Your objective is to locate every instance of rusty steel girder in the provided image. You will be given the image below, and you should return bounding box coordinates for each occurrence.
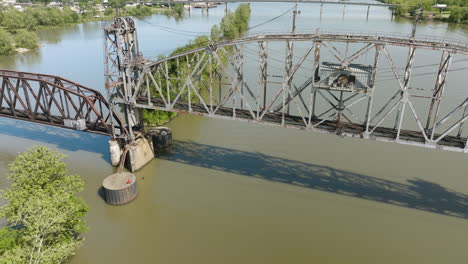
[108,32,468,153]
[0,70,126,137]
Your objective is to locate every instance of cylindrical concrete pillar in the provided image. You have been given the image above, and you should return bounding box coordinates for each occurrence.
[109,139,122,166]
[146,126,173,150]
[102,172,137,205]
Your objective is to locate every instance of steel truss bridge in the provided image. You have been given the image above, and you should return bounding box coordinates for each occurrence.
[1,16,467,154]
[0,70,126,136]
[105,17,468,153]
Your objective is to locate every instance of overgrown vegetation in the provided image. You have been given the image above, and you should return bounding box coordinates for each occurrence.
[142,4,252,126]
[0,146,88,263]
[0,7,82,54]
[0,29,15,55]
[382,0,468,23]
[14,29,40,50]
[124,5,155,17]
[0,2,177,55]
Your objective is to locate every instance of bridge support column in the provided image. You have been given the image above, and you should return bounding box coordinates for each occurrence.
[109,127,173,172]
[125,136,155,172]
[109,139,122,166]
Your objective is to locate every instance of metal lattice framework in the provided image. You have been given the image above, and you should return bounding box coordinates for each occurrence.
[104,17,145,141]
[104,17,468,152]
[0,70,126,136]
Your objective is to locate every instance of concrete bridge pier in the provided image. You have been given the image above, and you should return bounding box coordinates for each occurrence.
[109,128,173,172]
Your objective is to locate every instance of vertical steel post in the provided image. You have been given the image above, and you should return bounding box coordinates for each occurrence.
[411,6,422,38]
[320,3,323,20]
[239,46,244,110]
[209,54,213,114]
[395,46,415,140]
[286,6,298,115]
[165,62,171,107]
[292,3,298,34]
[283,40,293,126]
[311,41,321,119]
[186,55,192,112]
[364,45,382,136]
[427,51,452,140]
[258,41,268,118]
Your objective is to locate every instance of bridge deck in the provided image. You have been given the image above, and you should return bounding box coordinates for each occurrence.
[137,97,467,151]
[0,108,111,136]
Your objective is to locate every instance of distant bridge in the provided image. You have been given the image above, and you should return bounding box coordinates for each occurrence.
[141,0,398,7]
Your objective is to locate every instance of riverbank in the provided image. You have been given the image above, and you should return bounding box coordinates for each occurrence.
[0,5,178,55]
[379,0,468,24]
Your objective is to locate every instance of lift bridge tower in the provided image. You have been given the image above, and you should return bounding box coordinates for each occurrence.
[104,16,145,142]
[103,17,171,171]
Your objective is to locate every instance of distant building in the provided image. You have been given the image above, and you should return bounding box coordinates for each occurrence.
[433,4,448,9]
[13,4,23,11]
[2,0,17,6]
[47,1,63,7]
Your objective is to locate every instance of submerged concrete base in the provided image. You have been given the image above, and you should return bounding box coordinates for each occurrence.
[125,137,154,172]
[102,172,138,205]
[147,126,173,150]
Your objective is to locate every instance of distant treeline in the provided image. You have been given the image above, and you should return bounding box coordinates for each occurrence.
[382,0,468,23]
[142,4,252,126]
[0,3,165,55]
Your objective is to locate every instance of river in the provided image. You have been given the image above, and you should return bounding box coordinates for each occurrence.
[1,2,468,263]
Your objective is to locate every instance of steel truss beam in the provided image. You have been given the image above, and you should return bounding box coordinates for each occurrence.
[0,70,126,137]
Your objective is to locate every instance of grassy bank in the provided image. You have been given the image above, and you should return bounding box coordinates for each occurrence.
[142,4,252,126]
[381,0,468,24]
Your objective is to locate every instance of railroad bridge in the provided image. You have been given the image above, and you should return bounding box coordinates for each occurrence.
[1,16,468,171]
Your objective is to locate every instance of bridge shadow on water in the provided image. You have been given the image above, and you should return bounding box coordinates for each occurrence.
[0,118,110,161]
[159,141,468,220]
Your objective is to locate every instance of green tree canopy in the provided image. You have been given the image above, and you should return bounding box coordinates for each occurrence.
[0,146,88,264]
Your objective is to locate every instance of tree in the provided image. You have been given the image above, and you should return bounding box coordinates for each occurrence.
[448,6,465,22]
[0,147,88,264]
[14,29,40,50]
[0,29,15,55]
[108,0,127,9]
[172,3,184,16]
[210,24,222,41]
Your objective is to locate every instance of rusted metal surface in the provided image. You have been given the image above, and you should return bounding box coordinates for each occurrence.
[105,25,468,153]
[104,16,145,141]
[0,70,126,137]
